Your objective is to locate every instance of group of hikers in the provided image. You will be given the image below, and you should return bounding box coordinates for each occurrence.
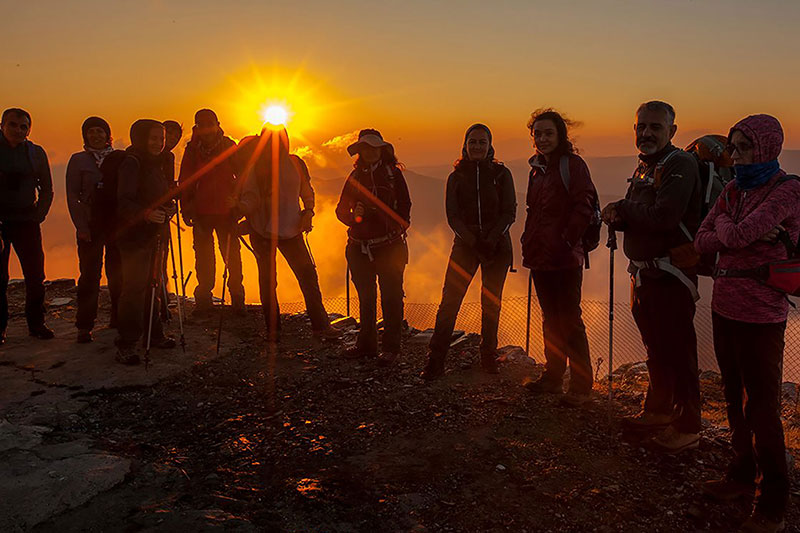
[0,100,796,531]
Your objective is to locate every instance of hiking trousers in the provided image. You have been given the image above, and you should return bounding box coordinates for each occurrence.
[712,312,788,521]
[532,267,593,394]
[76,229,122,331]
[249,232,330,334]
[116,236,164,347]
[192,214,244,308]
[631,272,702,434]
[429,239,511,358]
[0,220,46,332]
[346,239,407,355]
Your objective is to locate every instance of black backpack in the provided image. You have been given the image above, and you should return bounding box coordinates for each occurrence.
[92,150,130,229]
[558,155,602,268]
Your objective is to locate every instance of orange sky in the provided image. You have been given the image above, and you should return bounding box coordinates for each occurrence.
[4,0,800,167]
[4,0,800,306]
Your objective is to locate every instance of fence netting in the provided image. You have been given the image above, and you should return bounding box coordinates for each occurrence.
[279,295,800,385]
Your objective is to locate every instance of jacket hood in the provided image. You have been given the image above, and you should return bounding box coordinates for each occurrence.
[128,119,165,163]
[461,123,495,161]
[729,114,783,164]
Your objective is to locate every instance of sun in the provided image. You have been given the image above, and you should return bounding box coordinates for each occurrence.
[221,65,347,140]
[261,104,290,126]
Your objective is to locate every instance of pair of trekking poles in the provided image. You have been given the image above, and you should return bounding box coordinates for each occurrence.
[523,227,617,409]
[144,201,190,366]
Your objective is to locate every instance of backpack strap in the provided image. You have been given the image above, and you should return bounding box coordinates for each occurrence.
[559,155,571,191]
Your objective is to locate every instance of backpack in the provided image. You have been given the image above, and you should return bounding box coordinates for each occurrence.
[92,150,130,229]
[558,155,602,268]
[648,138,733,276]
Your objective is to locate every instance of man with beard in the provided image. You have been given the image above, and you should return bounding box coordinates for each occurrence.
[601,101,702,453]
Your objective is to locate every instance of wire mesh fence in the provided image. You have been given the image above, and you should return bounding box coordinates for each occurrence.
[280,294,800,385]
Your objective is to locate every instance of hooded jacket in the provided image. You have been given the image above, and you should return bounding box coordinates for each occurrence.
[446,124,516,256]
[521,152,595,270]
[0,133,53,223]
[695,114,800,323]
[178,126,238,217]
[237,129,315,239]
[115,120,172,243]
[612,144,701,267]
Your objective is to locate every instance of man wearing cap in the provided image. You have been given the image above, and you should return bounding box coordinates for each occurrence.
[66,116,122,342]
[0,108,55,343]
[336,129,411,366]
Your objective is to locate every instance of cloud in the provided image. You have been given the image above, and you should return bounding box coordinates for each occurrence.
[292,145,328,167]
[322,130,359,151]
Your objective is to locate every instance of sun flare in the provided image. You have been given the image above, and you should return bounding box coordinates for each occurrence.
[261,104,290,126]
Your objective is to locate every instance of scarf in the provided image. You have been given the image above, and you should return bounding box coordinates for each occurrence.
[86,146,114,167]
[734,160,780,191]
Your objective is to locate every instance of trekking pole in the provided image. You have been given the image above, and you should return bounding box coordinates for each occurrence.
[215,227,234,356]
[144,234,162,369]
[525,270,532,357]
[175,199,187,311]
[303,232,316,268]
[607,227,618,419]
[168,230,186,353]
[345,263,351,317]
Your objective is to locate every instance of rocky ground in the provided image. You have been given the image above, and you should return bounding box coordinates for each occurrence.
[0,280,798,532]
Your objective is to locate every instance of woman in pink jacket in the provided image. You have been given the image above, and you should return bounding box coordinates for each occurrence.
[695,114,800,533]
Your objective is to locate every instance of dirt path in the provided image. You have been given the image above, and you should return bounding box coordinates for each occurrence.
[1,282,798,531]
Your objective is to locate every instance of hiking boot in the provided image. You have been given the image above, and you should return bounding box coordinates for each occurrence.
[420,352,446,381]
[29,325,55,340]
[115,345,140,365]
[480,353,499,374]
[341,346,375,360]
[560,391,591,407]
[76,329,93,344]
[525,375,563,394]
[151,335,176,349]
[739,511,785,533]
[622,410,675,429]
[701,477,755,502]
[313,326,342,341]
[377,351,400,367]
[651,426,700,454]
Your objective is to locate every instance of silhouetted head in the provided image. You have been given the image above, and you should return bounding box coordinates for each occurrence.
[1,108,32,147]
[528,108,577,159]
[461,123,494,162]
[81,116,111,150]
[162,120,183,152]
[728,114,783,166]
[130,119,165,159]
[634,101,676,155]
[261,124,290,158]
[194,108,221,145]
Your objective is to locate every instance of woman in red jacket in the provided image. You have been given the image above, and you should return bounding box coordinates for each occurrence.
[695,114,800,532]
[521,109,597,407]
